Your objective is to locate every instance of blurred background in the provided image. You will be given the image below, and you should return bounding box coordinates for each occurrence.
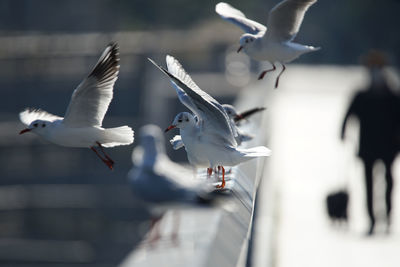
[0,0,399,266]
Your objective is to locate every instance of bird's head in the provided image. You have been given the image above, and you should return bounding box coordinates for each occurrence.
[238,34,255,53]
[19,120,51,135]
[165,112,195,132]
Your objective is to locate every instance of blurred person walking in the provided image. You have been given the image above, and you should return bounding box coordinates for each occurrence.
[341,50,400,235]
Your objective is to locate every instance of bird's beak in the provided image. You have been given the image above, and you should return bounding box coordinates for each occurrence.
[234,114,244,122]
[19,128,31,135]
[237,45,243,53]
[164,125,176,133]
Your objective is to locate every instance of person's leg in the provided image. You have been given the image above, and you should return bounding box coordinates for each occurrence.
[363,158,375,235]
[383,158,394,232]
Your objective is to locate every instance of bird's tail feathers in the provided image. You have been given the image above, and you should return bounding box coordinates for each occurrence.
[307,45,321,51]
[238,146,272,157]
[102,126,134,147]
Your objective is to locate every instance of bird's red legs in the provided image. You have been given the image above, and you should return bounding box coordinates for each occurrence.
[258,63,276,80]
[207,168,213,178]
[216,166,226,189]
[96,142,115,164]
[90,142,114,170]
[274,64,286,89]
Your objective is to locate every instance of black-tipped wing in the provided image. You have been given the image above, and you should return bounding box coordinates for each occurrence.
[19,108,62,126]
[148,56,237,147]
[234,107,266,123]
[216,2,266,35]
[266,0,317,41]
[63,43,120,127]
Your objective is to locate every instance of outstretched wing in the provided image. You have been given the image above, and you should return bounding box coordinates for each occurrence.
[216,2,267,35]
[148,56,237,147]
[266,0,317,41]
[62,43,120,127]
[19,108,62,126]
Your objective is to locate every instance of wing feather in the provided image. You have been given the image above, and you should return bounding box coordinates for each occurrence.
[216,2,267,35]
[62,42,120,127]
[266,0,317,41]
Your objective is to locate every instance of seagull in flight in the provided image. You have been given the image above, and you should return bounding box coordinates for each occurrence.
[216,0,320,88]
[148,55,271,188]
[19,43,134,170]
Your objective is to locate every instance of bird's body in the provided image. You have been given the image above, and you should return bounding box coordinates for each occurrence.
[31,121,132,148]
[19,43,134,169]
[245,39,318,63]
[178,118,263,168]
[170,104,265,149]
[149,55,271,188]
[216,0,320,87]
[128,125,214,206]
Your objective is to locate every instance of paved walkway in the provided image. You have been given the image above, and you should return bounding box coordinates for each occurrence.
[253,65,400,267]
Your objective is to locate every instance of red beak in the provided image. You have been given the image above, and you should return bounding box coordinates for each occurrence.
[164,125,176,133]
[234,114,244,122]
[19,128,31,135]
[237,45,243,53]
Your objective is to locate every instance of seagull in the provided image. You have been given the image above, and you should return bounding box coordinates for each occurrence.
[216,0,320,88]
[170,104,266,149]
[128,124,218,206]
[19,43,134,170]
[128,125,223,242]
[148,55,271,188]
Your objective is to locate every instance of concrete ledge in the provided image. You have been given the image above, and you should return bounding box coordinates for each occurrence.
[119,150,266,267]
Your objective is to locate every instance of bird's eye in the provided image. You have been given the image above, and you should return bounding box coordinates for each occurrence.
[33,123,38,127]
[245,39,249,43]
[178,119,182,123]
[186,119,189,122]
[42,124,46,128]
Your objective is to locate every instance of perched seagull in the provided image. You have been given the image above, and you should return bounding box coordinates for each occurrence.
[19,43,134,170]
[128,125,222,242]
[216,0,320,88]
[128,125,217,206]
[148,55,271,188]
[170,104,266,149]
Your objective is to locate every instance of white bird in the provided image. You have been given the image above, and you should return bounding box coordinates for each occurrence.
[128,125,217,206]
[170,104,266,149]
[128,125,223,242]
[216,0,320,88]
[148,55,271,188]
[19,43,134,170]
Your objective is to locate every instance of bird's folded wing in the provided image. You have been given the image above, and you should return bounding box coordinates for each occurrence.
[62,43,120,127]
[170,135,185,150]
[266,0,317,41]
[19,108,63,126]
[216,2,267,35]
